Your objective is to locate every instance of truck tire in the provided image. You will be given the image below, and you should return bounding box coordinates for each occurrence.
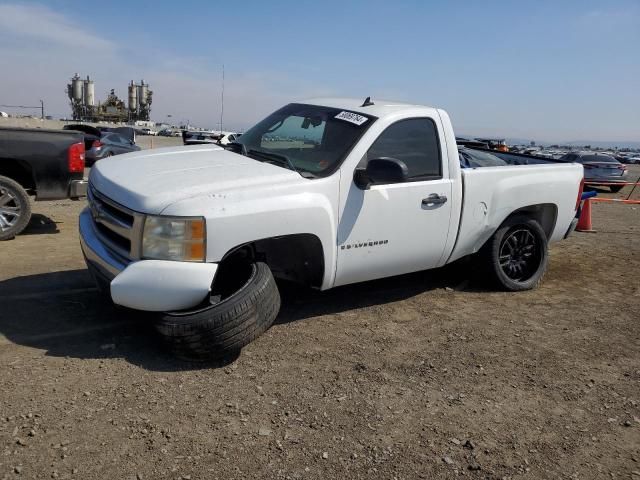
[0,175,32,241]
[483,216,548,291]
[155,262,281,361]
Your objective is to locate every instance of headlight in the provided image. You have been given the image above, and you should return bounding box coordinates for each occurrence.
[142,216,206,262]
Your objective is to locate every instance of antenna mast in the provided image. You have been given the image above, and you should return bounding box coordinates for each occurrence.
[220,64,225,133]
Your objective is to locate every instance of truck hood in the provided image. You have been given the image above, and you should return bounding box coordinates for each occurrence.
[89,145,300,214]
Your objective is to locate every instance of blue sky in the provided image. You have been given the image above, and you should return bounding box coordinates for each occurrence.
[0,1,638,143]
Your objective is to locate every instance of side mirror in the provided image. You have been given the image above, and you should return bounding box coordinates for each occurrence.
[354,157,409,190]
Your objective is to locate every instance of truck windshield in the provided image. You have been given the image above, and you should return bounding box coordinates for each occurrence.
[233,103,376,177]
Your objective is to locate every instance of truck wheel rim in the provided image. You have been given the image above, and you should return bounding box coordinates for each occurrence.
[0,187,21,232]
[498,228,540,282]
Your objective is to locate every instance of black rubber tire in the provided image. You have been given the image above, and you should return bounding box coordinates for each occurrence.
[610,185,623,193]
[482,216,548,291]
[0,175,32,241]
[155,262,281,361]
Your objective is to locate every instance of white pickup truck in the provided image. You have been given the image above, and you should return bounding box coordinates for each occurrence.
[80,98,584,360]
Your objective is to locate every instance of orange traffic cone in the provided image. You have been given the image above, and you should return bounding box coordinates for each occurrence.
[576,198,595,232]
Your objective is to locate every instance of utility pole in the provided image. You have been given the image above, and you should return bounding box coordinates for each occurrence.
[40,99,44,120]
[220,64,225,133]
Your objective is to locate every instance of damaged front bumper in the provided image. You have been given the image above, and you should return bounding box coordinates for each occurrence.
[79,208,217,311]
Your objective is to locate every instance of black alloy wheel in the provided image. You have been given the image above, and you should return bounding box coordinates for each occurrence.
[498,228,542,282]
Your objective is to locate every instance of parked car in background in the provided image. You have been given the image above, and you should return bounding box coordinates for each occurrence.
[622,155,640,165]
[86,132,141,165]
[183,131,223,145]
[475,137,509,152]
[139,128,157,136]
[157,129,181,137]
[459,147,508,168]
[558,152,628,192]
[218,132,241,145]
[183,131,241,146]
[63,125,140,166]
[456,137,490,149]
[0,126,87,239]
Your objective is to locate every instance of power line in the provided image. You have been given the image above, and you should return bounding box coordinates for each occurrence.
[1,100,45,119]
[0,104,40,109]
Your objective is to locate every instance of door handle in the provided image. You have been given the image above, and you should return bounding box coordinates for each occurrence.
[422,194,448,206]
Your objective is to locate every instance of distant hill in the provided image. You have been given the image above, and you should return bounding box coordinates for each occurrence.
[561,140,640,149]
[459,134,640,150]
[504,138,640,149]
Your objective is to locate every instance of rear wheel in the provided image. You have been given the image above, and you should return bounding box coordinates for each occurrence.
[610,185,623,193]
[483,216,548,291]
[155,261,281,361]
[0,175,31,241]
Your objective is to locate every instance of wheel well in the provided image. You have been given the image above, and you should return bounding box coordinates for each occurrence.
[503,204,557,239]
[217,234,325,289]
[0,159,35,191]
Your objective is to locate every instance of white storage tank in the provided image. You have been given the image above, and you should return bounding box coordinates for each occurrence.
[83,77,95,106]
[138,81,148,106]
[71,74,83,101]
[128,81,138,110]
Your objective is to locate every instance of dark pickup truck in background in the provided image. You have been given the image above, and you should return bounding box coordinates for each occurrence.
[0,127,87,240]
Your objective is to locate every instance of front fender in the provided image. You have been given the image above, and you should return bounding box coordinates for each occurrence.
[161,180,339,290]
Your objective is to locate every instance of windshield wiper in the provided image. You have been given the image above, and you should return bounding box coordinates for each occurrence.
[248,149,296,171]
[226,141,247,155]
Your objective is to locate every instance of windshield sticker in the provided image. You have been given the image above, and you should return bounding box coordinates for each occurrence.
[334,111,368,126]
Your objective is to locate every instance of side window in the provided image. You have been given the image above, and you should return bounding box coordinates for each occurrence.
[367,118,441,179]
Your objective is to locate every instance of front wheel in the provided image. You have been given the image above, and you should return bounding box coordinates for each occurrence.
[483,216,548,291]
[0,175,32,241]
[155,262,281,361]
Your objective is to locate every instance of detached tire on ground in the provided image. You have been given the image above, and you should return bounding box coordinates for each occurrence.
[0,175,31,241]
[482,215,548,291]
[155,262,281,361]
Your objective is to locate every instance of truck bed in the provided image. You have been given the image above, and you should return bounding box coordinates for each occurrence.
[448,161,584,263]
[0,127,85,200]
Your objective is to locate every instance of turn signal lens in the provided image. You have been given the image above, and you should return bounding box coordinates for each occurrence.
[142,216,206,262]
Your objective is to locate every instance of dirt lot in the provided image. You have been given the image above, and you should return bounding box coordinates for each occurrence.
[0,161,639,479]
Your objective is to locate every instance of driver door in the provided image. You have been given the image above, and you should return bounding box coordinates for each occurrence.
[334,117,453,286]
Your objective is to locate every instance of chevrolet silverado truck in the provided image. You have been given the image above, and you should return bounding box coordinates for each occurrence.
[80,98,584,360]
[0,127,87,240]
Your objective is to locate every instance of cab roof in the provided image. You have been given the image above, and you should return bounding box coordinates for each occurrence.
[300,97,437,118]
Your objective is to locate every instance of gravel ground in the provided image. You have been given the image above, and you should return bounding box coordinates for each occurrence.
[0,160,638,479]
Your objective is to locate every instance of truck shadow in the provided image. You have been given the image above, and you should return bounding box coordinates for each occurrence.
[21,213,59,235]
[0,269,202,372]
[0,262,489,371]
[276,258,491,324]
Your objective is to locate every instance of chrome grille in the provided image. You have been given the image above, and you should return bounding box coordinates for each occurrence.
[87,184,145,261]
